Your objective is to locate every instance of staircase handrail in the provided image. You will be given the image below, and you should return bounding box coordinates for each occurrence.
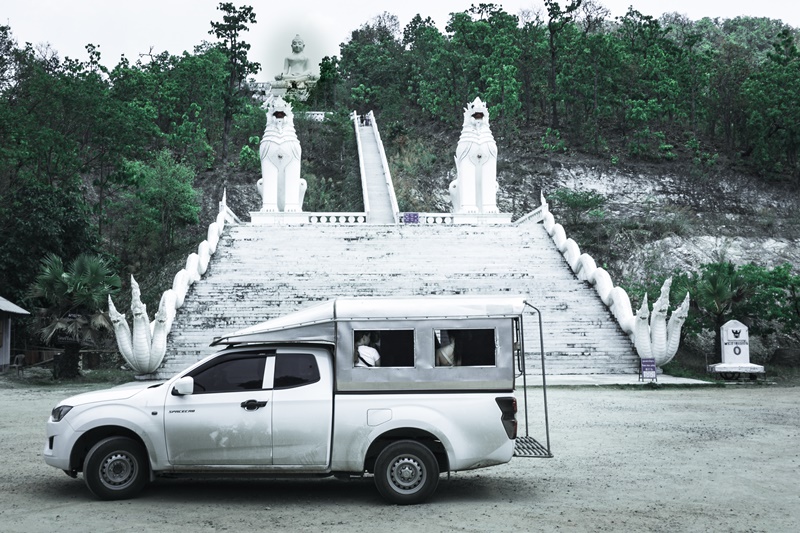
[522,193,688,367]
[538,192,636,336]
[514,205,546,225]
[398,213,454,225]
[366,110,400,223]
[219,188,242,225]
[307,213,368,224]
[351,111,371,218]
[109,191,239,376]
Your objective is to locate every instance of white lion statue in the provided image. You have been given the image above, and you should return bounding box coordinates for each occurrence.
[449,97,499,214]
[257,97,307,212]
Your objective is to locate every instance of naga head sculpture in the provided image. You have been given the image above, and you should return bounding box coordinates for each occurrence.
[463,97,490,131]
[673,292,690,321]
[636,294,650,321]
[130,275,147,317]
[107,296,125,326]
[154,297,169,324]
[651,277,672,319]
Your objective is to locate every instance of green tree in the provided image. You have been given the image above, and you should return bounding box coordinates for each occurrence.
[110,150,200,264]
[110,46,227,169]
[412,17,468,125]
[0,176,97,303]
[478,6,523,126]
[557,1,620,149]
[661,13,708,132]
[517,14,550,124]
[741,29,800,178]
[613,7,682,157]
[28,254,121,379]
[208,2,260,162]
[308,55,341,109]
[738,263,800,340]
[544,0,583,128]
[549,187,606,225]
[339,12,407,122]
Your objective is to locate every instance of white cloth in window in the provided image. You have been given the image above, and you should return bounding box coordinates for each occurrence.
[356,345,381,367]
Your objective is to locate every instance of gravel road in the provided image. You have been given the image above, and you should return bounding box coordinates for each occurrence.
[1,381,797,532]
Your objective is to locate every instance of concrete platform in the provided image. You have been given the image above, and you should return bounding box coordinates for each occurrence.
[520,374,714,387]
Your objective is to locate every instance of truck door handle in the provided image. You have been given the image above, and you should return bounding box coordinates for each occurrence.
[240,399,268,411]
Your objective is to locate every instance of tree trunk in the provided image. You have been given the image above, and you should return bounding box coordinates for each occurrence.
[53,345,81,379]
[548,30,559,129]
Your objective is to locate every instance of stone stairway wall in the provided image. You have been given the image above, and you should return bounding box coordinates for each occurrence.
[157,222,637,378]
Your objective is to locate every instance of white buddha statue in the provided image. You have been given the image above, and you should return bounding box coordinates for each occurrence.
[274,34,317,84]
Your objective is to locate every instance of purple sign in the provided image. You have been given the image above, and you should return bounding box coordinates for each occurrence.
[403,212,420,224]
[640,358,657,381]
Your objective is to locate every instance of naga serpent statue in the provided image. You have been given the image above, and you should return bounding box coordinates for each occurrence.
[633,278,691,366]
[541,196,691,367]
[107,192,230,375]
[108,277,172,375]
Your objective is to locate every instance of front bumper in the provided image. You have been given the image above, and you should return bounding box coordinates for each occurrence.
[43,419,80,471]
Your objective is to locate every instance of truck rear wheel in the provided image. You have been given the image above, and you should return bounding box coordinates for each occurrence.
[83,436,148,500]
[374,440,439,504]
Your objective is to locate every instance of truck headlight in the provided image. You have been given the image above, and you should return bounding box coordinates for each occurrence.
[51,405,73,422]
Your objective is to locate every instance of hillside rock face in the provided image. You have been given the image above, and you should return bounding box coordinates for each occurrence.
[623,236,800,279]
[157,221,638,378]
[534,163,800,274]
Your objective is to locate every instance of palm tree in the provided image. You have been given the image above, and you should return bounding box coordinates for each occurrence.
[28,254,121,378]
[694,262,754,361]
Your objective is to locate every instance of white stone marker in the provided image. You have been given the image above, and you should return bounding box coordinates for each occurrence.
[721,320,750,364]
[708,319,764,377]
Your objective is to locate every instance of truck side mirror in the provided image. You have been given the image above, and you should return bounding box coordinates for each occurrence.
[172,376,195,396]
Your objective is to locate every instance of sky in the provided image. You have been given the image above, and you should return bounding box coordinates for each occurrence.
[3,0,799,79]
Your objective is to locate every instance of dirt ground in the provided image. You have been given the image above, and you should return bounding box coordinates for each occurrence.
[0,377,798,533]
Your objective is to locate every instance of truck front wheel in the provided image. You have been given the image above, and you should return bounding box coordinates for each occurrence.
[374,440,439,504]
[83,437,148,500]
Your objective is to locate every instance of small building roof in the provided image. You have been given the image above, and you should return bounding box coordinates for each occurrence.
[0,296,29,316]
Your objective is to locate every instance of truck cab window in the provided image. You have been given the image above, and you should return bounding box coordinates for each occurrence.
[274,353,320,389]
[435,329,496,367]
[190,355,267,393]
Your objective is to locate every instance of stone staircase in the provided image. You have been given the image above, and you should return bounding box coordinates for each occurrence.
[157,221,637,378]
[357,124,396,224]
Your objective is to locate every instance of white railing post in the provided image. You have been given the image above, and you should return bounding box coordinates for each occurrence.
[351,111,371,219]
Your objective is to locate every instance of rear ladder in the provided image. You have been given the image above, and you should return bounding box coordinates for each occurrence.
[514,302,552,458]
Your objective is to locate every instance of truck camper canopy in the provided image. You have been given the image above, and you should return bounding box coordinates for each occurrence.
[210,295,527,347]
[211,299,336,346]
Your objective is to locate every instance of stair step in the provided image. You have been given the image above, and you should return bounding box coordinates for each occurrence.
[155,223,639,379]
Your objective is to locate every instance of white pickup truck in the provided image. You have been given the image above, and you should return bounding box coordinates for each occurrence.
[44,295,551,504]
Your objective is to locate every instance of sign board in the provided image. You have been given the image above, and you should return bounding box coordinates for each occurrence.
[640,358,657,381]
[721,320,750,364]
[403,212,420,224]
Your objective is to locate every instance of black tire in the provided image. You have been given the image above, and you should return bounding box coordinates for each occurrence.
[83,437,148,500]
[374,440,439,505]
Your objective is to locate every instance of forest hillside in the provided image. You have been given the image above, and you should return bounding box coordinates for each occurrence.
[2,2,799,371]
